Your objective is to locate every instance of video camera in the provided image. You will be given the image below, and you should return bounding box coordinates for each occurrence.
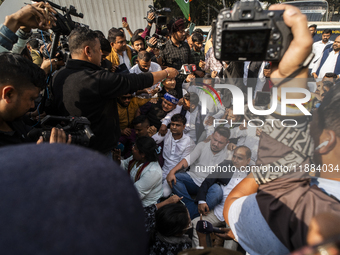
[146,5,171,26]
[146,33,167,50]
[35,0,84,58]
[28,115,95,147]
[214,0,292,61]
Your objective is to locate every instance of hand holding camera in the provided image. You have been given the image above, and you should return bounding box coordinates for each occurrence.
[4,2,57,33]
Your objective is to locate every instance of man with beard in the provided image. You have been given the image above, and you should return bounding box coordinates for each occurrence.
[312,35,340,79]
[310,29,333,72]
[160,18,193,98]
[130,51,162,98]
[130,51,162,74]
[166,126,233,219]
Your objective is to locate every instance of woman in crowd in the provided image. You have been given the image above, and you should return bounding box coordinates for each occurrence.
[114,136,163,207]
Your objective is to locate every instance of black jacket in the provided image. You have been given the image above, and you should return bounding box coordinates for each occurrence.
[51,59,154,153]
[195,160,234,202]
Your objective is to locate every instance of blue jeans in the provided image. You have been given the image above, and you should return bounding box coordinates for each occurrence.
[172,172,223,219]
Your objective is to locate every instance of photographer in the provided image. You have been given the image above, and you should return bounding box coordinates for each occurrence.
[222,4,340,255]
[50,26,178,155]
[0,2,56,53]
[160,18,193,98]
[0,52,70,147]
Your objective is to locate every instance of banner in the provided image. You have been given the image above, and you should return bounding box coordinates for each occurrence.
[175,0,191,20]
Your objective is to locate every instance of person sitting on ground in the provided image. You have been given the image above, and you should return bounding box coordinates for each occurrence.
[322,72,338,84]
[149,203,192,255]
[191,146,251,248]
[113,136,163,207]
[166,126,233,219]
[117,93,150,157]
[137,90,179,131]
[152,114,195,197]
[157,75,187,98]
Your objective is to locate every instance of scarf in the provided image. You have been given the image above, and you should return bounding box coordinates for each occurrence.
[127,159,150,182]
[106,46,132,66]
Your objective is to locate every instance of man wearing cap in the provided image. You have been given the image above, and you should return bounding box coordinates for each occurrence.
[138,90,179,131]
[160,18,193,98]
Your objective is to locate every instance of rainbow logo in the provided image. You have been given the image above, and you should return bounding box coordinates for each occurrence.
[195,83,223,107]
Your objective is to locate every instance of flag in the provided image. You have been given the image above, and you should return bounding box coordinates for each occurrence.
[175,0,191,20]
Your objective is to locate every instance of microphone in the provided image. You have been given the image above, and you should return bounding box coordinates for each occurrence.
[179,64,197,74]
[196,220,225,234]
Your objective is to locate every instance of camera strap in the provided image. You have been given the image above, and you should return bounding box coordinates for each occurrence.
[275,52,314,87]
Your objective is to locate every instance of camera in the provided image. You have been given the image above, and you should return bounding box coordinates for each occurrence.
[146,5,171,26]
[146,33,167,50]
[214,0,293,61]
[28,115,95,147]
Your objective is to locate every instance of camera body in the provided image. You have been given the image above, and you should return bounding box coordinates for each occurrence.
[146,5,171,26]
[214,0,292,61]
[146,33,167,50]
[29,115,95,147]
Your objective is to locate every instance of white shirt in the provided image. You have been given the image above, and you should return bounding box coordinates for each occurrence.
[121,156,163,207]
[118,51,132,70]
[152,130,195,179]
[129,61,162,74]
[310,40,333,69]
[214,169,248,221]
[130,62,162,96]
[229,126,259,165]
[312,50,340,78]
[185,141,233,186]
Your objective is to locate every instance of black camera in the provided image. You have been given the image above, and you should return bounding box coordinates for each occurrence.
[28,115,95,147]
[214,0,293,61]
[146,34,167,50]
[146,5,171,26]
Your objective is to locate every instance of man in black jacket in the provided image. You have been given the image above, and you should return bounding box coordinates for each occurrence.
[51,27,177,155]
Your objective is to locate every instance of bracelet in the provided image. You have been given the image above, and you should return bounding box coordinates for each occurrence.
[164,69,169,77]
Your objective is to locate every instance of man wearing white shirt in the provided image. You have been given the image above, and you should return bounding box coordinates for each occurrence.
[310,29,333,71]
[166,126,233,219]
[191,146,251,247]
[130,51,162,97]
[312,35,340,80]
[159,92,203,143]
[129,51,162,75]
[152,114,195,197]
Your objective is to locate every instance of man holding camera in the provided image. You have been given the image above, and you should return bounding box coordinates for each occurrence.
[160,18,193,98]
[0,2,72,147]
[51,27,178,155]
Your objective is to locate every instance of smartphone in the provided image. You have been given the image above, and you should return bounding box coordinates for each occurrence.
[122,17,127,23]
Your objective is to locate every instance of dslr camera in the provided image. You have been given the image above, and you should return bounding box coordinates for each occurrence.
[146,5,171,26]
[214,0,292,61]
[28,115,95,147]
[146,34,167,50]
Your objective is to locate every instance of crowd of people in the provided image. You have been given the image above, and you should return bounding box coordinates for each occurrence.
[0,1,340,254]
